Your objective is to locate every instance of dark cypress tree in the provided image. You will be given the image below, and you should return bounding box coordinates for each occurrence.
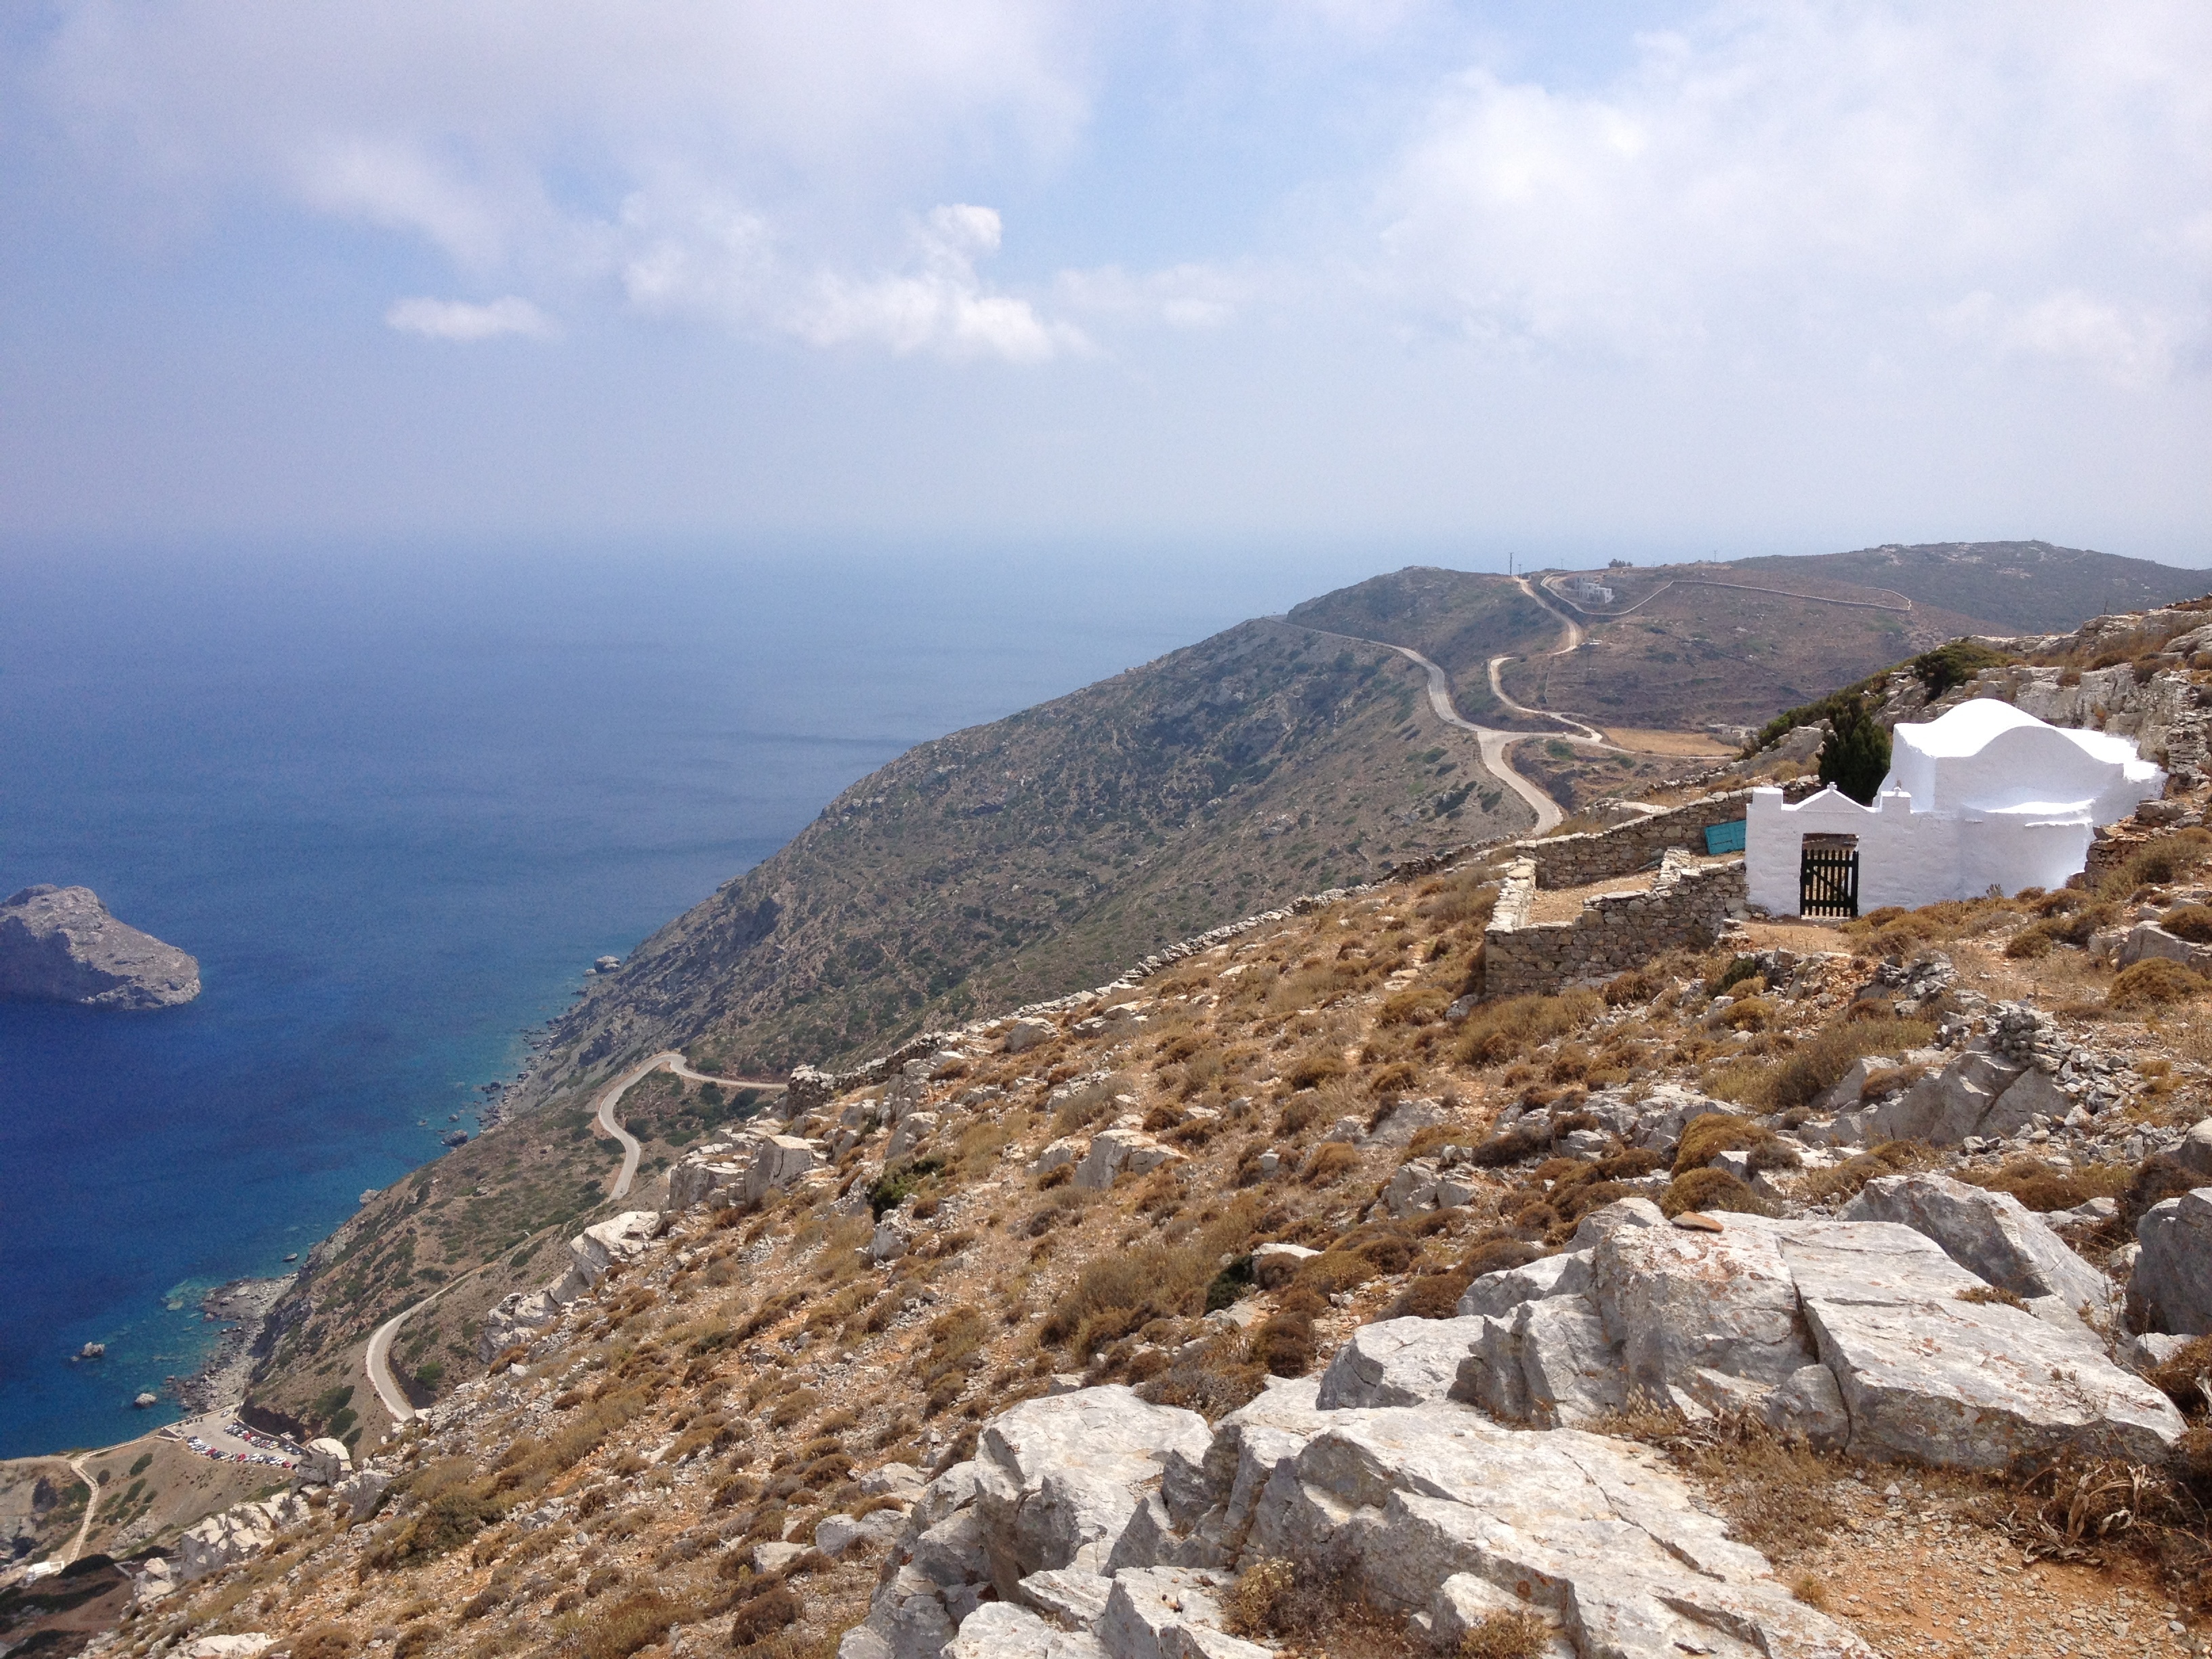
[1818,697,1892,805]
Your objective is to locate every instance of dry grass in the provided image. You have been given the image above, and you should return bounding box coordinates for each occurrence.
[2110,958,2209,1010]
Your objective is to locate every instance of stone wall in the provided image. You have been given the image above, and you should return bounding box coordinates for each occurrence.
[1517,790,1763,888]
[1483,849,1748,995]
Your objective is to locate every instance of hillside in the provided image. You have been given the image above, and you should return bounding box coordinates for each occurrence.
[506,619,1534,1104]
[51,765,2212,1659]
[1733,539,2210,632]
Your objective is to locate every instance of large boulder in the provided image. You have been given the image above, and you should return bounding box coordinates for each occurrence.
[1072,1131,1180,1193]
[842,1388,1211,1659]
[1843,1172,2114,1324]
[2133,1187,2212,1335]
[1592,1215,1818,1389]
[1212,1383,1871,1659]
[1778,1221,2184,1467]
[2173,1120,2212,1179]
[1314,1317,1481,1410]
[1860,1051,2060,1145]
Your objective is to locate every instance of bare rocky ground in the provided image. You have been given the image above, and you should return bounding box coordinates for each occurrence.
[36,790,2212,1659]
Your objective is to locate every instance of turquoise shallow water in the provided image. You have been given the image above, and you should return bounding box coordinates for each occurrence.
[0,541,1382,1457]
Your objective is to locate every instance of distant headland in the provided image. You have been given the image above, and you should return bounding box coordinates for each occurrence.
[0,884,201,1009]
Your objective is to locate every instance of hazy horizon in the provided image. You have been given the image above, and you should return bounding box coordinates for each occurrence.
[2,3,2207,560]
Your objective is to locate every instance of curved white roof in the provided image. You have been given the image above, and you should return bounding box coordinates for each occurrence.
[1884,697,2158,817]
[1897,697,2144,767]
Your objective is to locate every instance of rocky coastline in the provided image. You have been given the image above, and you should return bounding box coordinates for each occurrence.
[176,1277,294,1416]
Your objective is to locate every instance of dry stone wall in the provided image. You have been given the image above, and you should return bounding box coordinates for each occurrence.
[1483,849,1746,995]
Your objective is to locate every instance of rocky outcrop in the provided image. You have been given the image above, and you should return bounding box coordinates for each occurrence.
[666,1130,827,1210]
[176,1492,310,1582]
[1841,1172,2115,1326]
[2131,1186,2212,1336]
[0,885,200,1009]
[1376,1203,2179,1469]
[848,1380,1872,1659]
[477,1210,661,1361]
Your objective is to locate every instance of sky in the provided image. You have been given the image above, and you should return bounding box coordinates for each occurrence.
[2,1,2208,562]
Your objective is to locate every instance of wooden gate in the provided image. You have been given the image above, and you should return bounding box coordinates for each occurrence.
[1799,839,1860,918]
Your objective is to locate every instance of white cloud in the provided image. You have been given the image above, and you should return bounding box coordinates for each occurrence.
[1362,3,2212,382]
[1054,262,1254,330]
[385,295,556,342]
[35,0,1095,356]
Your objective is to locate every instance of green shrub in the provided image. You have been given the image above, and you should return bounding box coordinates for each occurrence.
[868,1157,944,1218]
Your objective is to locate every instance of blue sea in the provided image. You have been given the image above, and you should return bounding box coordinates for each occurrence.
[0,541,1389,1457]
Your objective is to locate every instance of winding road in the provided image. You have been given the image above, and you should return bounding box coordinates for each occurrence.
[59,1455,96,1565]
[1291,621,1593,834]
[363,1049,781,1425]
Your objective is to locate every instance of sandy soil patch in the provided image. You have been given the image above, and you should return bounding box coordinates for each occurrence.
[1602,726,1737,756]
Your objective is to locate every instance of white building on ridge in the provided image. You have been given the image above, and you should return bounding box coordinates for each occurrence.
[1746,698,2165,915]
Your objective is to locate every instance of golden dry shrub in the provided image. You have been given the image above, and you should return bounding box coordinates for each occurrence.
[292,1628,356,1659]
[1458,991,1601,1069]
[1671,1113,1773,1176]
[1757,1013,1937,1113]
[1226,1558,1299,1637]
[583,1591,686,1659]
[2164,905,2212,943]
[2110,958,2209,1010]
[1659,1167,1769,1218]
[1713,996,1775,1032]
[1300,1143,1360,1187]
[1458,1610,1548,1659]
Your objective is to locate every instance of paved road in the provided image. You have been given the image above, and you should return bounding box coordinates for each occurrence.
[1485,578,1620,749]
[60,1456,96,1565]
[363,1048,777,1424]
[1286,619,1584,834]
[363,1273,470,1424]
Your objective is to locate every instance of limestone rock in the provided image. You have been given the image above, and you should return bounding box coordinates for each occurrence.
[1843,1172,2114,1322]
[1004,1019,1058,1055]
[865,1462,928,1499]
[177,1492,310,1582]
[1779,1221,2184,1467]
[1315,1317,1481,1409]
[0,884,200,1008]
[1073,1130,1180,1192]
[888,1112,941,1162]
[1594,1215,1817,1389]
[2174,1119,2212,1179]
[1215,1388,1872,1659]
[298,1437,352,1487]
[976,1387,1214,1584]
[755,1540,808,1574]
[947,1602,1108,1659]
[2133,1187,2212,1335]
[1361,1097,1446,1147]
[1013,1568,1115,1631]
[1098,1567,1267,1659]
[819,1509,909,1555]
[179,1638,276,1659]
[1454,1250,1589,1319]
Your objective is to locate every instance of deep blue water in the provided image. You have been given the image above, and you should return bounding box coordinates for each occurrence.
[0,541,1390,1456]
